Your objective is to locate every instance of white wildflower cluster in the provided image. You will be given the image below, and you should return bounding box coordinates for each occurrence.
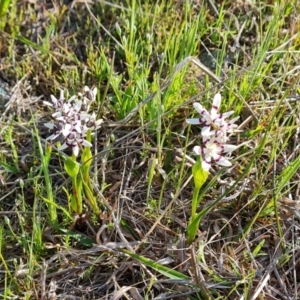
[186,93,240,171]
[44,86,103,156]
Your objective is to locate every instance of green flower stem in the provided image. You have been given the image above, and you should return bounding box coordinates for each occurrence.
[64,156,82,214]
[190,158,208,220]
[81,130,100,214]
[187,157,209,244]
[81,173,100,214]
[70,174,83,214]
[44,145,58,223]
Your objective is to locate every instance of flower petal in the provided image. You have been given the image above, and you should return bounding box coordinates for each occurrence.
[186,118,201,125]
[223,144,238,153]
[221,111,234,118]
[50,95,58,105]
[201,126,212,136]
[95,119,103,128]
[72,145,80,157]
[82,140,92,147]
[43,100,54,107]
[211,93,221,114]
[215,156,232,167]
[58,143,68,151]
[46,133,60,141]
[61,123,72,136]
[193,102,209,117]
[44,122,54,129]
[202,160,211,171]
[193,146,202,155]
[59,90,65,101]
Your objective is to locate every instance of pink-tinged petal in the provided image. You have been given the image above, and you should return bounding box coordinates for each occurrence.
[72,145,80,157]
[68,95,77,103]
[83,86,98,101]
[231,116,240,122]
[203,152,212,163]
[79,113,91,121]
[193,146,202,155]
[73,100,82,112]
[94,119,104,128]
[203,130,216,137]
[46,133,60,141]
[193,102,209,116]
[214,130,228,143]
[50,95,58,105]
[53,111,64,119]
[96,119,103,125]
[82,140,92,147]
[59,90,64,99]
[92,87,97,99]
[43,100,54,107]
[227,116,240,127]
[186,118,201,124]
[201,160,211,171]
[89,112,97,119]
[201,126,212,136]
[202,135,211,144]
[223,144,238,153]
[61,124,72,136]
[211,93,221,114]
[221,111,234,118]
[210,151,221,159]
[215,156,232,167]
[72,122,82,133]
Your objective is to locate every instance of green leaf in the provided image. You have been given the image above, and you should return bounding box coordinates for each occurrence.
[0,0,11,17]
[64,157,80,178]
[192,158,209,191]
[41,196,72,221]
[122,249,191,280]
[59,228,95,247]
[190,157,209,219]
[252,239,265,257]
[0,162,18,174]
[187,203,211,245]
[15,34,53,55]
[187,211,203,245]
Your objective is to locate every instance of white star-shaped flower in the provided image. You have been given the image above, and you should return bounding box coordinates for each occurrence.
[193,134,238,171]
[44,86,102,156]
[186,93,239,138]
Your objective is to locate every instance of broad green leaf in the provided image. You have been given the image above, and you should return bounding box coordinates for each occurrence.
[192,159,209,191]
[64,158,80,178]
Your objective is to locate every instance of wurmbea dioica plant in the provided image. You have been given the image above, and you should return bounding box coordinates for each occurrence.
[186,93,240,244]
[44,86,103,215]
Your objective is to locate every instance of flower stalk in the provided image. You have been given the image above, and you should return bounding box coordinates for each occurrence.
[44,86,103,215]
[186,92,241,244]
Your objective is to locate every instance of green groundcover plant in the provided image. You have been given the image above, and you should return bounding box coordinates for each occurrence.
[1,0,299,298]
